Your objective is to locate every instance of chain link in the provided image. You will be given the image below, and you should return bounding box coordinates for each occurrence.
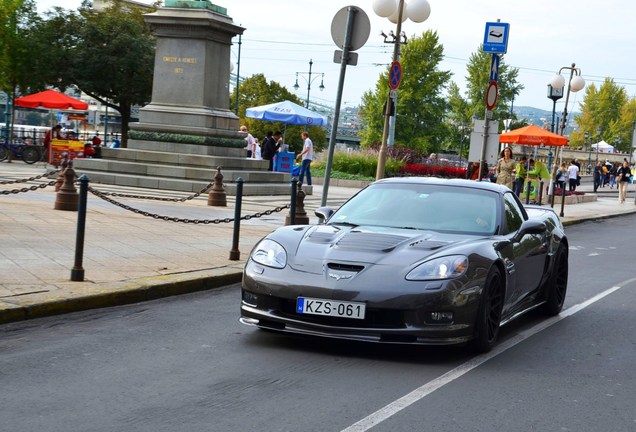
[88,186,290,224]
[0,169,60,185]
[91,181,214,202]
[1,180,57,194]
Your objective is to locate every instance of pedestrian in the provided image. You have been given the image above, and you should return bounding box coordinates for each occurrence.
[495,147,515,189]
[296,131,313,186]
[240,125,255,158]
[593,161,603,192]
[262,131,281,171]
[43,125,64,152]
[555,162,567,190]
[514,155,528,197]
[609,162,618,189]
[617,160,631,203]
[253,138,262,160]
[567,160,579,191]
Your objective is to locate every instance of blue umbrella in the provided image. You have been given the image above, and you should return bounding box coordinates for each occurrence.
[245,100,327,126]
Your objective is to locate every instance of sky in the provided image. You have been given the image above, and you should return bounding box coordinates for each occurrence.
[36,0,636,115]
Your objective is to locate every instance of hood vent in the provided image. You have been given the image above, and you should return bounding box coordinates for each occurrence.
[335,231,409,252]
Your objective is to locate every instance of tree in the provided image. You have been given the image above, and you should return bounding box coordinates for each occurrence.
[39,3,156,147]
[573,78,629,150]
[359,30,451,155]
[462,47,523,125]
[232,74,326,154]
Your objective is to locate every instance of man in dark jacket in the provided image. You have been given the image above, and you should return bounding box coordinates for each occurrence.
[262,131,281,171]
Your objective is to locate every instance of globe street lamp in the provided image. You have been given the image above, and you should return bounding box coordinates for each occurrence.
[373,0,431,180]
[293,59,325,109]
[546,84,564,170]
[547,63,585,201]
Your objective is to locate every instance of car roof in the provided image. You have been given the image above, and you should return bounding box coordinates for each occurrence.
[372,177,508,194]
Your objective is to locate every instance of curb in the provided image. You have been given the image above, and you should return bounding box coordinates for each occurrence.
[0,267,243,325]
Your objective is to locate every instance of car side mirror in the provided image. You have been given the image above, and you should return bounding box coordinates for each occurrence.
[512,219,546,242]
[314,207,334,224]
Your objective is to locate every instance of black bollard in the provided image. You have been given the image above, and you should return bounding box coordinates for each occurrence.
[525,179,531,204]
[559,184,566,217]
[537,181,544,206]
[70,175,89,281]
[288,178,298,226]
[229,178,243,261]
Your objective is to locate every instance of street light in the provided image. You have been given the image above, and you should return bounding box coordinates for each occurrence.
[547,84,563,170]
[596,126,602,164]
[586,131,592,173]
[293,59,325,109]
[373,0,431,180]
[547,63,585,201]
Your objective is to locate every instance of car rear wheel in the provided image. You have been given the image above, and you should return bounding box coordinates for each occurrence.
[541,243,568,316]
[471,266,504,353]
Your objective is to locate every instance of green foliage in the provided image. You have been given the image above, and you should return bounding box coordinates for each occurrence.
[573,78,630,150]
[128,130,244,148]
[231,74,326,154]
[358,30,451,154]
[313,149,404,177]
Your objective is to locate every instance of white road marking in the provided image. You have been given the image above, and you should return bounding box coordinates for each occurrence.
[341,281,631,432]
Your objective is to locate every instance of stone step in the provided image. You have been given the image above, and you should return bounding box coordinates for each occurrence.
[77,170,312,196]
[75,157,288,184]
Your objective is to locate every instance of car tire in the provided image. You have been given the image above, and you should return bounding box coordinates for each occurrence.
[541,243,568,316]
[470,266,504,353]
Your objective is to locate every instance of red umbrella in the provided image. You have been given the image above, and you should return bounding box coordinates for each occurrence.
[14,89,88,110]
[499,124,568,146]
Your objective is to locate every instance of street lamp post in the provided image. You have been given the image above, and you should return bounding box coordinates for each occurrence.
[596,126,602,164]
[547,84,564,170]
[586,131,592,172]
[547,63,585,202]
[294,59,325,109]
[373,0,431,180]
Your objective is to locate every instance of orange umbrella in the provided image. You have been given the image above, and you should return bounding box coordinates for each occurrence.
[14,89,88,110]
[499,124,568,146]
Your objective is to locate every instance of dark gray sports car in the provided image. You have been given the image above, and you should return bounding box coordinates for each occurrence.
[240,177,568,352]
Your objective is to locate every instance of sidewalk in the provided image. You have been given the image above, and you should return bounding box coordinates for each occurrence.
[2,163,636,324]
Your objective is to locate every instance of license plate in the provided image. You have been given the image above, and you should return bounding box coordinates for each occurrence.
[296,297,366,320]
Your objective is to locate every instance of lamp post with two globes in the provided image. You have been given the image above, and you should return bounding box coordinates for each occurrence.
[547,63,585,204]
[372,0,431,180]
[293,59,325,109]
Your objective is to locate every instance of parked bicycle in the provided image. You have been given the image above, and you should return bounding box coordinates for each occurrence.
[0,140,42,164]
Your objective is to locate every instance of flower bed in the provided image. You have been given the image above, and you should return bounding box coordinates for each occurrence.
[399,163,467,178]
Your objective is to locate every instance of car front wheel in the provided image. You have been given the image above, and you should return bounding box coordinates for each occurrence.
[541,243,568,316]
[471,266,504,353]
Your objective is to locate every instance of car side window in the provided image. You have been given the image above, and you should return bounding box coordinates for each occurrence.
[502,192,524,234]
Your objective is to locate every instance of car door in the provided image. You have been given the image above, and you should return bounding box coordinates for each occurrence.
[500,192,546,313]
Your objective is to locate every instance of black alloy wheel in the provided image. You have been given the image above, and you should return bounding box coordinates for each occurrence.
[542,243,568,316]
[471,266,504,353]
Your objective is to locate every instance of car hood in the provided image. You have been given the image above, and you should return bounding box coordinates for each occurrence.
[268,224,481,275]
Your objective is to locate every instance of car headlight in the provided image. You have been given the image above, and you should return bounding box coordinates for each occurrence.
[406,255,468,281]
[250,239,287,269]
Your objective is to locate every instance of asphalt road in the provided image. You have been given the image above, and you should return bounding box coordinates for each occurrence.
[1,216,635,432]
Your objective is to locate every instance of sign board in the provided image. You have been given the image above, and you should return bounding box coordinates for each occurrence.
[468,120,500,166]
[486,81,498,110]
[482,22,510,54]
[331,6,371,51]
[489,54,500,82]
[389,61,402,90]
[49,139,85,166]
[333,50,358,66]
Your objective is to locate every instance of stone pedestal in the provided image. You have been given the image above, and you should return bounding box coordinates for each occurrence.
[129,4,244,142]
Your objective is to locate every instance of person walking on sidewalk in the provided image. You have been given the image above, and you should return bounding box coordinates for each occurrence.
[296,131,313,186]
[593,161,603,192]
[617,160,631,203]
[567,160,579,192]
[514,155,527,197]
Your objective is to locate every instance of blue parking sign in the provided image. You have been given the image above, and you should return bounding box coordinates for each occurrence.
[482,22,510,54]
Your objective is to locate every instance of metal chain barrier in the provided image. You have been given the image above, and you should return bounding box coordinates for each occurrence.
[87,186,290,224]
[90,181,215,202]
[1,180,57,195]
[0,169,60,185]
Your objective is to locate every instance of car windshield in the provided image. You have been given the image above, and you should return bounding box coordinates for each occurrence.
[328,182,499,235]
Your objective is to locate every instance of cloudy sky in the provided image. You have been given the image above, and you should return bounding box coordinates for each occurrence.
[37,0,636,115]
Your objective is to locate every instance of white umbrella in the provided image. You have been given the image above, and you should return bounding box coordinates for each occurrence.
[245,100,327,126]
